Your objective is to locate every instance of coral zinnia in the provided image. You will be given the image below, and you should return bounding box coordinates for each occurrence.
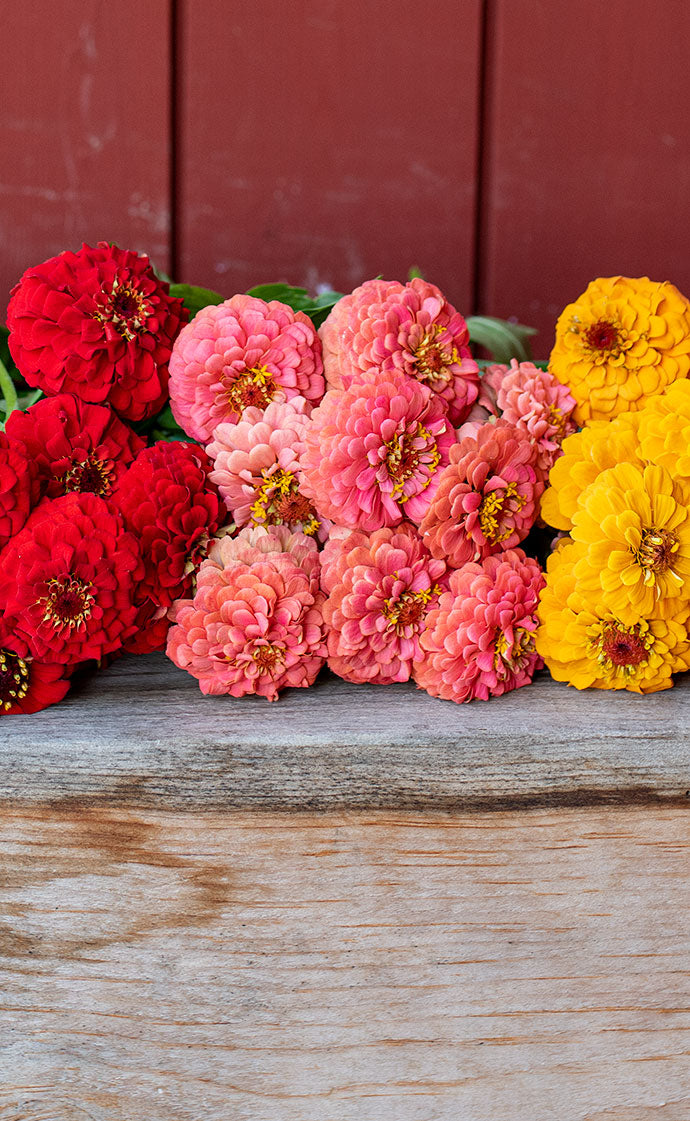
[206,396,326,540]
[0,432,37,549]
[0,492,142,665]
[300,372,455,531]
[0,613,71,714]
[549,276,690,424]
[168,294,324,442]
[494,360,577,481]
[540,412,643,532]
[414,548,544,703]
[420,420,540,568]
[111,441,228,610]
[166,526,326,701]
[5,393,144,503]
[319,277,479,424]
[570,462,690,622]
[6,242,187,422]
[536,540,690,693]
[321,523,448,684]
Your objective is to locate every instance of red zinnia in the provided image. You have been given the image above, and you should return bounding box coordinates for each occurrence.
[0,493,143,665]
[0,614,71,714]
[0,432,37,548]
[6,241,187,421]
[5,393,144,502]
[111,441,229,609]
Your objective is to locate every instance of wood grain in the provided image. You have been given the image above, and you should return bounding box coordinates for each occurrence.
[1,806,690,1119]
[2,653,690,811]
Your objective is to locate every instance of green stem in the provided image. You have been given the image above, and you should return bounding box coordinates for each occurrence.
[0,357,18,425]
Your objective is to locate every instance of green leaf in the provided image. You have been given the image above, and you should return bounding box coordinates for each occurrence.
[0,354,19,427]
[247,283,344,328]
[407,266,424,280]
[466,315,537,363]
[169,283,225,319]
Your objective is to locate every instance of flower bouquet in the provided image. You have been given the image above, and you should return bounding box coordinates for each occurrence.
[1,241,687,715]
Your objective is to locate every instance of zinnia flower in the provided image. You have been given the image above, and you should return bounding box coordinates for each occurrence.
[6,242,187,421]
[420,420,540,567]
[206,397,326,539]
[168,294,324,442]
[111,441,228,609]
[548,276,690,424]
[540,411,643,532]
[166,526,326,701]
[414,548,544,703]
[536,540,690,693]
[0,613,71,714]
[5,393,144,502]
[300,372,455,531]
[494,360,577,480]
[0,432,37,548]
[319,277,479,424]
[570,462,690,622]
[0,492,143,665]
[637,377,690,479]
[321,523,448,684]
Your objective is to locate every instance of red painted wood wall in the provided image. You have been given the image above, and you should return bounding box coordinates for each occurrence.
[3,2,690,355]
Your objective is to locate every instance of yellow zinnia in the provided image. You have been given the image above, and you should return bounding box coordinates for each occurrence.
[536,541,690,693]
[549,276,690,425]
[570,462,690,622]
[540,410,643,531]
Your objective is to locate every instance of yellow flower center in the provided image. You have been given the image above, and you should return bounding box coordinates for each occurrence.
[252,643,284,673]
[588,619,652,677]
[40,575,94,630]
[0,648,30,711]
[478,483,525,544]
[226,364,276,414]
[570,316,634,364]
[250,467,320,535]
[494,627,535,671]
[384,424,440,502]
[383,585,441,633]
[633,527,680,585]
[413,326,459,389]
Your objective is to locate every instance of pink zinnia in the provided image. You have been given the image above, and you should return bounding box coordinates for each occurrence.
[318,277,479,424]
[322,523,448,684]
[420,420,541,567]
[168,294,325,442]
[495,360,577,480]
[166,526,326,701]
[207,396,327,540]
[300,372,456,531]
[414,548,545,703]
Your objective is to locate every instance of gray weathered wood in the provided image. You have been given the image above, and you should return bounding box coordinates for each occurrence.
[2,653,689,810]
[2,806,690,1121]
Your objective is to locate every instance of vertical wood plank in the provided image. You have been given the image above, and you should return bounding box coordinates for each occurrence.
[0,1,172,319]
[479,0,690,352]
[177,0,482,313]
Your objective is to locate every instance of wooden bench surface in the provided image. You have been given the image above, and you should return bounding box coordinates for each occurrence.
[2,655,690,1120]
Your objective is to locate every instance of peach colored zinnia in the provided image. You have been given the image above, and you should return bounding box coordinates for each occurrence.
[206,396,327,540]
[319,277,479,424]
[414,548,545,703]
[494,360,577,480]
[321,523,448,685]
[300,372,455,531]
[420,420,541,568]
[169,294,324,443]
[166,526,326,701]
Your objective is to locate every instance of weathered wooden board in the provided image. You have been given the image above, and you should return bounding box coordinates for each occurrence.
[2,806,690,1120]
[1,653,690,811]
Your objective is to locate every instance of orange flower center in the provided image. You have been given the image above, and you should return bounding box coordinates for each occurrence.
[94,279,150,341]
[0,648,30,711]
[634,527,678,580]
[383,585,440,633]
[252,643,284,673]
[413,326,459,389]
[599,622,650,668]
[251,467,320,535]
[384,424,440,502]
[61,453,114,497]
[226,365,276,415]
[41,575,94,630]
[478,483,525,544]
